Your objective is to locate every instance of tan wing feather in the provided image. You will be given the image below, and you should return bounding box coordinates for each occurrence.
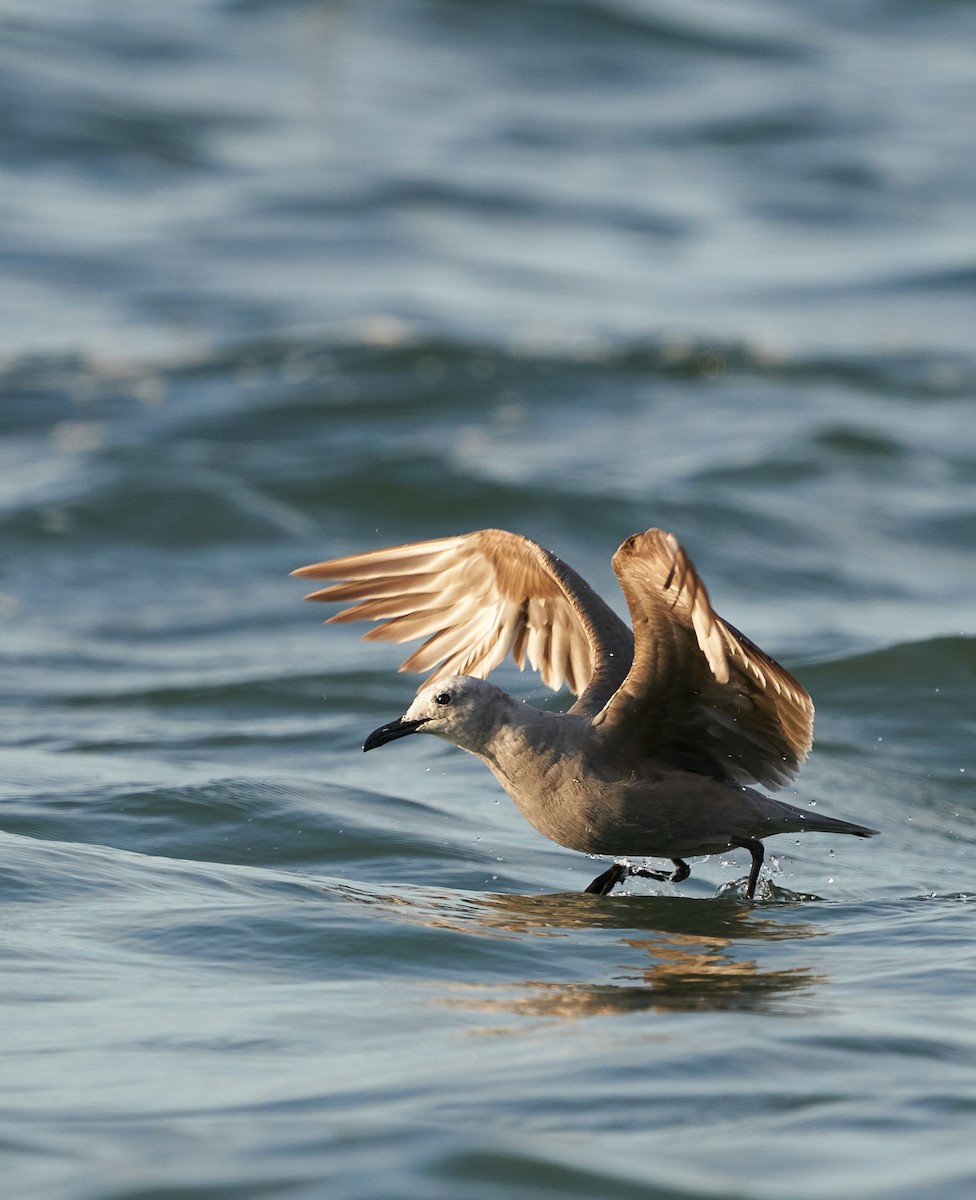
[595,529,814,789]
[292,529,633,706]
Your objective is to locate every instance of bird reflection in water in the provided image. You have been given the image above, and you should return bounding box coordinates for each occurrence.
[434,889,825,1019]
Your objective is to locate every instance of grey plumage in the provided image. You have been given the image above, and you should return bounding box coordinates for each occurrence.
[294,528,877,898]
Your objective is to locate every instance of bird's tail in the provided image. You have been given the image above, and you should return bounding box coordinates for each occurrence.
[761,794,878,839]
[797,812,878,839]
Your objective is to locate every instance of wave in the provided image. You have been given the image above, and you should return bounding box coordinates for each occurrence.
[807,635,976,691]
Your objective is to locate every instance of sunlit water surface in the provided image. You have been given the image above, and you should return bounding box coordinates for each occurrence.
[2,2,975,1199]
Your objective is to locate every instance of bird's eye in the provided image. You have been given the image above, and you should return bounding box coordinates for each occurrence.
[435,692,452,706]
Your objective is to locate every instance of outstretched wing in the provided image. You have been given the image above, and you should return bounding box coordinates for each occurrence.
[593,530,814,789]
[292,529,633,712]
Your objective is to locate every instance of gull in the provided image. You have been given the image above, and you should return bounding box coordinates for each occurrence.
[293,528,876,898]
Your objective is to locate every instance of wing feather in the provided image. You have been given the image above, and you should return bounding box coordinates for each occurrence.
[293,529,633,707]
[295,526,813,788]
[594,530,814,789]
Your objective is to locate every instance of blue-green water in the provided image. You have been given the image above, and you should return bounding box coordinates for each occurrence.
[2,2,975,1198]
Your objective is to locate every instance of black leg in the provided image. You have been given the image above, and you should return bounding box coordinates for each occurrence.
[584,858,692,895]
[628,865,670,883]
[629,857,691,885]
[731,839,764,899]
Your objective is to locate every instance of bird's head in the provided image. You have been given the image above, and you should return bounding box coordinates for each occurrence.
[363,675,513,756]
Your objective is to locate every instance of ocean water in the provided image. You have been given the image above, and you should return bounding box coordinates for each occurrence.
[2,1,975,1198]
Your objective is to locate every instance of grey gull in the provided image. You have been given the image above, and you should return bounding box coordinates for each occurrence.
[293,528,877,898]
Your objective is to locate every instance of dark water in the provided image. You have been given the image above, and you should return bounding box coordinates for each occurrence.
[2,2,975,1198]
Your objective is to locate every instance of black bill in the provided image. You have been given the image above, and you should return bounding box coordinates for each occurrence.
[363,716,429,752]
